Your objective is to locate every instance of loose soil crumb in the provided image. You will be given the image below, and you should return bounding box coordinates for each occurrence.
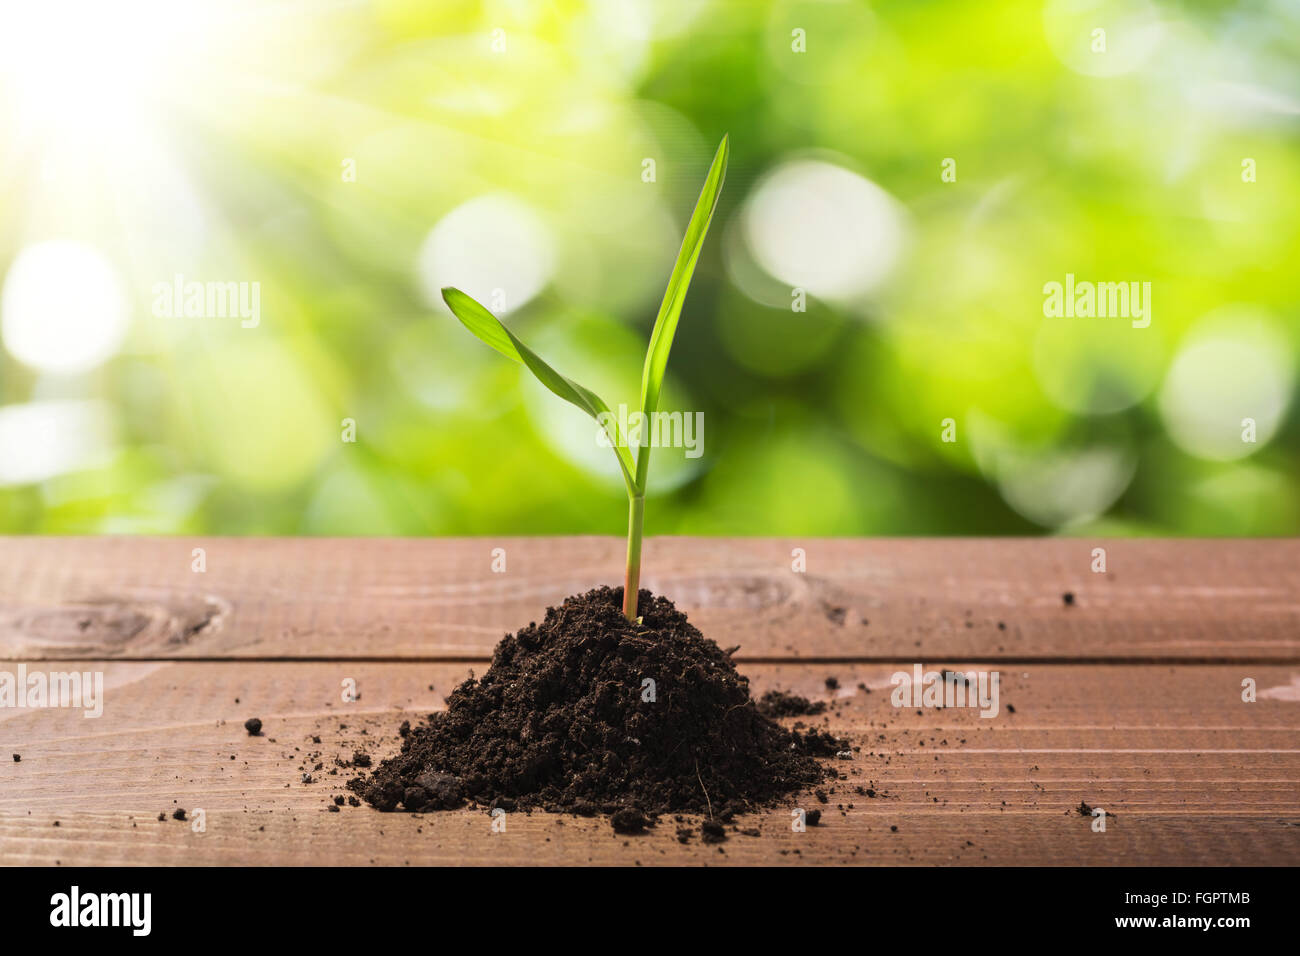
[349,587,843,820]
[1076,800,1116,820]
[755,689,827,718]
[610,807,652,834]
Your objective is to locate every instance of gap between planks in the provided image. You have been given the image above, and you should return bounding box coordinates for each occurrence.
[15,655,1300,665]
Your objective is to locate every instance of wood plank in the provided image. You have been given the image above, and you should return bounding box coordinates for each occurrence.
[1,537,1297,661]
[3,660,1297,865]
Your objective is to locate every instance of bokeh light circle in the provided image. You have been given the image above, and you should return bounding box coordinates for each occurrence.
[1042,0,1165,78]
[740,159,906,303]
[1157,308,1293,461]
[995,443,1136,530]
[417,194,555,315]
[2,239,129,374]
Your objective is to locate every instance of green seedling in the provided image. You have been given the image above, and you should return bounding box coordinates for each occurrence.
[442,135,729,621]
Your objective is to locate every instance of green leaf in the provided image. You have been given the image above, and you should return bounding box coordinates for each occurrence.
[441,287,522,364]
[635,134,729,491]
[441,287,636,489]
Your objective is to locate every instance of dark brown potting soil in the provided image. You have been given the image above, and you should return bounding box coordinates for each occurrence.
[756,689,827,718]
[348,586,842,818]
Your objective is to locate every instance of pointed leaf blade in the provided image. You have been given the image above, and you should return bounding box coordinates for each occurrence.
[441,287,523,364]
[441,287,636,487]
[635,134,729,487]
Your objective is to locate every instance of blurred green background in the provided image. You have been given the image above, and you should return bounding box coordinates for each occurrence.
[0,0,1297,536]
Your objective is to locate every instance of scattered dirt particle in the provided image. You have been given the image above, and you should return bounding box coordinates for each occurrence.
[793,729,844,757]
[610,807,652,834]
[1076,800,1115,819]
[756,689,827,718]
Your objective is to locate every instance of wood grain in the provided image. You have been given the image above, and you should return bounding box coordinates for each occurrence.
[3,659,1297,866]
[1,537,1297,661]
[4,538,1296,865]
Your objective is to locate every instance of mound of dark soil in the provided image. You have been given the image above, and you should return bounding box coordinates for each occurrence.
[348,586,841,817]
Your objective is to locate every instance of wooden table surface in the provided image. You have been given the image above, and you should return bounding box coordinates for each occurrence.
[2,537,1297,866]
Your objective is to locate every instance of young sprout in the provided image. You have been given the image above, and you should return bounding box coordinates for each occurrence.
[442,135,729,621]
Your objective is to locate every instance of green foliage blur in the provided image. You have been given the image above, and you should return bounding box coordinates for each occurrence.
[0,0,1296,536]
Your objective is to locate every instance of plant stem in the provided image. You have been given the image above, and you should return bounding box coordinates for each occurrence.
[623,494,645,620]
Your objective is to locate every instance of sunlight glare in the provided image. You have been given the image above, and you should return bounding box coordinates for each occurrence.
[0,0,206,138]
